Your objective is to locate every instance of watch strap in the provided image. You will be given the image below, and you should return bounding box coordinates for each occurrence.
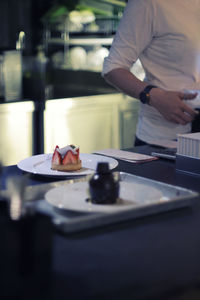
[139,85,157,105]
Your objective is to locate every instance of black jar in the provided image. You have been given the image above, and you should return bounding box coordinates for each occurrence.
[89,162,119,204]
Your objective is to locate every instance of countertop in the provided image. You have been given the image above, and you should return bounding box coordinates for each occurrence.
[1,145,200,300]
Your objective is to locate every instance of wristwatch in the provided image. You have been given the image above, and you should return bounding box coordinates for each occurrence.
[139,85,157,105]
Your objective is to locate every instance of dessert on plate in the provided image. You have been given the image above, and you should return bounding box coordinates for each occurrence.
[51,145,82,171]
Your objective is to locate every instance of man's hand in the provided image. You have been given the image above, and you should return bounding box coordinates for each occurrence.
[149,88,198,125]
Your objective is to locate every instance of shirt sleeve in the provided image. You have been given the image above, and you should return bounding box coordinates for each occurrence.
[102,0,156,76]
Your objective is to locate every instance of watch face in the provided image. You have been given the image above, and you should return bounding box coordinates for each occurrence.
[139,85,156,104]
[140,91,149,104]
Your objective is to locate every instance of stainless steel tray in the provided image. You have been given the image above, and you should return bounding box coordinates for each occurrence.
[1,172,199,233]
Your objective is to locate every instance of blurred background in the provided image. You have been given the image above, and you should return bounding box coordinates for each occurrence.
[0,0,144,166]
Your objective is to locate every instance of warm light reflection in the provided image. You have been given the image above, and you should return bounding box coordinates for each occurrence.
[0,102,34,166]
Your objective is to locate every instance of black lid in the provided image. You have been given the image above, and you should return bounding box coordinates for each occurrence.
[96,162,110,174]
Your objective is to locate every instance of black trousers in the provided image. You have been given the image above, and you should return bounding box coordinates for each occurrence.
[134,136,148,147]
[192,109,200,133]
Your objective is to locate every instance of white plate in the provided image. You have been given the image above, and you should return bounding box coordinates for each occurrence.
[45,181,163,213]
[17,153,118,177]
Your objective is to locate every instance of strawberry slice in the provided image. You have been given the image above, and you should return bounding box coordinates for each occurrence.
[76,147,80,160]
[63,150,78,165]
[52,147,62,165]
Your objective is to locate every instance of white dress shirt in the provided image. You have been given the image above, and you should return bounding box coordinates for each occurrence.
[102,0,200,146]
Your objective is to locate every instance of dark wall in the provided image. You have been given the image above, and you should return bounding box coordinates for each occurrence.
[0,0,31,51]
[0,0,53,53]
[0,0,125,53]
[30,0,55,54]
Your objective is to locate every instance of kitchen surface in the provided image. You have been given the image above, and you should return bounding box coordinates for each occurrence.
[1,145,200,300]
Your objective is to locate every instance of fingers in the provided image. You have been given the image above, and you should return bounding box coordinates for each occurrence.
[172,115,188,125]
[151,89,199,125]
[176,110,198,125]
[170,113,192,125]
[169,103,198,125]
[182,103,199,118]
[174,92,199,124]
